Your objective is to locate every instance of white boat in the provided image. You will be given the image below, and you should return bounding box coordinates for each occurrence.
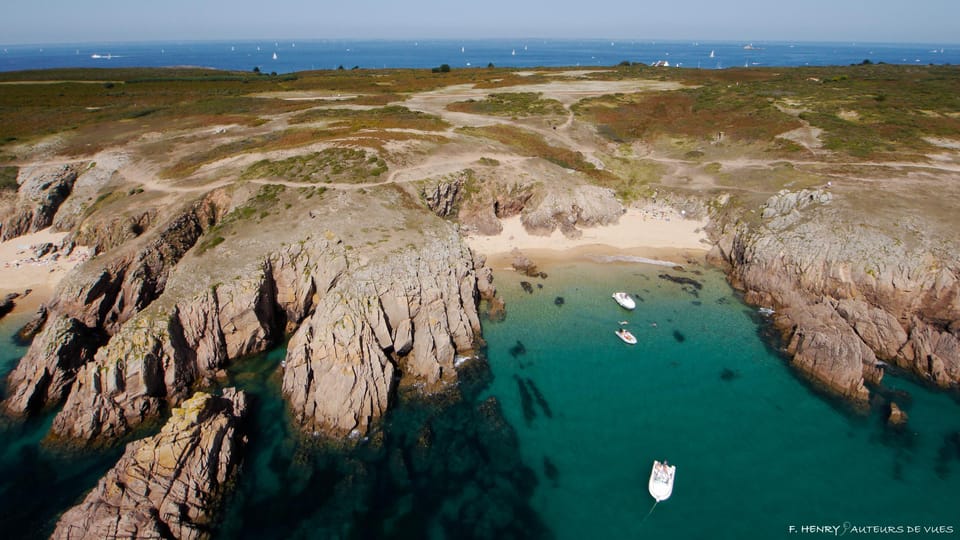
[615,328,637,345]
[272,52,278,60]
[758,307,775,316]
[709,50,715,58]
[612,292,636,310]
[648,460,676,502]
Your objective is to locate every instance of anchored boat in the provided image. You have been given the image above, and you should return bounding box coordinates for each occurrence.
[612,292,636,310]
[615,328,637,345]
[648,460,676,502]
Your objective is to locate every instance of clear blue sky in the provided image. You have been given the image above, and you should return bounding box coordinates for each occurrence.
[3,0,958,45]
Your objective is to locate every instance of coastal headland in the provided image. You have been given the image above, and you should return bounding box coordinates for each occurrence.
[0,62,958,536]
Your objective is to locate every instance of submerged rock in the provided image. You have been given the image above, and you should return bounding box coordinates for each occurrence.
[509,340,526,358]
[525,377,553,418]
[51,389,249,540]
[520,281,534,294]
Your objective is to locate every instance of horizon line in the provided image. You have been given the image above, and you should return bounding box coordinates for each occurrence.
[3,37,960,48]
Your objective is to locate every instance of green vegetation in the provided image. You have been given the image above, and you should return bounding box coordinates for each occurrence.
[460,125,610,181]
[447,92,567,117]
[0,166,18,191]
[577,63,960,160]
[289,105,449,131]
[242,148,388,183]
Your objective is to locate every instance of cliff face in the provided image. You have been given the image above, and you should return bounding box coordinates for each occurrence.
[51,389,248,540]
[0,164,78,241]
[283,232,482,437]
[710,188,960,403]
[1,192,227,417]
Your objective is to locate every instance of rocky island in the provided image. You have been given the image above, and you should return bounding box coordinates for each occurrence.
[0,62,957,537]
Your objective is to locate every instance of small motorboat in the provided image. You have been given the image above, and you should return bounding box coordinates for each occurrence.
[615,328,637,345]
[612,292,636,310]
[648,460,676,502]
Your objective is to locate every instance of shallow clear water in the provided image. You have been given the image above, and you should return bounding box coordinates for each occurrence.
[481,260,960,539]
[1,259,959,539]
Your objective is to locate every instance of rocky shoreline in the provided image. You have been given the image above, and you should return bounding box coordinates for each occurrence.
[708,188,959,405]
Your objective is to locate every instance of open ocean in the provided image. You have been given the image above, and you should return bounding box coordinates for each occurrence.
[2,260,959,538]
[1,39,959,73]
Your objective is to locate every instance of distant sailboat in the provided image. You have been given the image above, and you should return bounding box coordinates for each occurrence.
[709,50,715,58]
[461,46,465,53]
[272,52,278,60]
[512,49,516,56]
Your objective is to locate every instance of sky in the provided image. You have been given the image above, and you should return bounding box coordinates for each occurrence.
[3,0,958,45]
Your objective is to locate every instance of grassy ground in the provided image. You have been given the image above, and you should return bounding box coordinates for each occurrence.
[576,63,960,160]
[446,92,567,117]
[241,148,388,183]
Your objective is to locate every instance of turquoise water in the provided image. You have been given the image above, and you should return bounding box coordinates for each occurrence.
[481,260,960,539]
[1,259,959,539]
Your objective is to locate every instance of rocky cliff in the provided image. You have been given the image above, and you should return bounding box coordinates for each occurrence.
[1,192,228,417]
[2,181,492,445]
[709,188,960,403]
[0,164,79,241]
[51,389,248,540]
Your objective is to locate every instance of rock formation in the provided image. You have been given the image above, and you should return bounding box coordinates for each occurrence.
[282,230,483,438]
[710,188,960,404]
[51,389,248,540]
[421,172,466,217]
[888,401,908,426]
[1,164,79,241]
[1,192,227,417]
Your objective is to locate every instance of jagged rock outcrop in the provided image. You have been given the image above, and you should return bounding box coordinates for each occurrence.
[2,315,105,416]
[2,193,229,418]
[421,173,466,218]
[49,225,484,444]
[51,389,248,540]
[48,255,292,442]
[50,193,227,335]
[710,188,960,402]
[71,209,158,255]
[282,231,483,438]
[1,164,79,241]
[458,181,534,236]
[521,184,622,237]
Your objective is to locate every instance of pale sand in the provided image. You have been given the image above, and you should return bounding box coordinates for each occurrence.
[465,207,710,265]
[0,228,88,316]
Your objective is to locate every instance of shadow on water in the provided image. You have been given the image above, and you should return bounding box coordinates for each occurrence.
[217,347,551,540]
[0,412,122,540]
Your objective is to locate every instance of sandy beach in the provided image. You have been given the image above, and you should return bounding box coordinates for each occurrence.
[0,228,89,316]
[465,205,710,266]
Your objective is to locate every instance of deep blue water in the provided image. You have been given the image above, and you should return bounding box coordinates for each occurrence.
[1,39,958,73]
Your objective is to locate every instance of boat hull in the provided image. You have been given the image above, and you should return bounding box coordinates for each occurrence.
[612,292,636,310]
[648,460,676,502]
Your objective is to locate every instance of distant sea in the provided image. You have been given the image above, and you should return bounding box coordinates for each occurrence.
[1,39,959,73]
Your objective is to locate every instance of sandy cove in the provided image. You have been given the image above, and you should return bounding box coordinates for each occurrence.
[0,228,90,316]
[465,205,710,267]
